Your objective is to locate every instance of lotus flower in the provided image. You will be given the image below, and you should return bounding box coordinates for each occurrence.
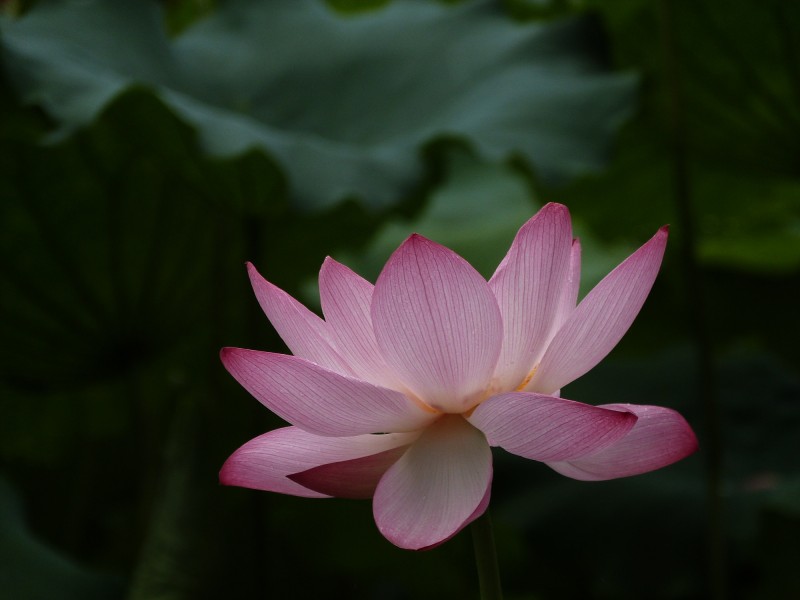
[220,203,697,549]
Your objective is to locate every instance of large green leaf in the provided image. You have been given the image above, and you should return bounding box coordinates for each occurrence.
[0,87,378,465]
[1,0,634,210]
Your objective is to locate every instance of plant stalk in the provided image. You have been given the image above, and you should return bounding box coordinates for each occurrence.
[471,510,504,600]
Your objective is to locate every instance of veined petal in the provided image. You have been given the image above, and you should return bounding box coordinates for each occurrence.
[373,415,492,550]
[371,235,503,413]
[220,349,437,436]
[553,238,582,332]
[318,257,404,390]
[247,263,351,376]
[528,227,668,394]
[220,426,416,498]
[547,404,698,480]
[415,475,493,551]
[489,203,573,390]
[468,392,637,461]
[289,445,410,499]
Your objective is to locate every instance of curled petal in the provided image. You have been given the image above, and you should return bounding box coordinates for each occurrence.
[289,445,410,499]
[372,234,503,413]
[318,257,404,390]
[221,348,437,436]
[469,392,637,461]
[247,263,351,375]
[528,227,668,394]
[373,415,492,550]
[220,426,416,498]
[489,203,573,390]
[546,404,699,480]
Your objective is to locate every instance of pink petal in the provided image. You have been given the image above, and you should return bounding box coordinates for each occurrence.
[220,348,437,436]
[468,392,637,461]
[546,404,699,480]
[318,258,404,390]
[373,415,492,550]
[371,235,503,413]
[289,445,410,499]
[553,238,582,332]
[527,227,668,394]
[416,476,493,551]
[247,263,352,376]
[220,426,416,498]
[489,203,573,390]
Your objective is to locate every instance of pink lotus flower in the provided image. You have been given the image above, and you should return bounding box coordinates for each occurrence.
[220,203,698,549]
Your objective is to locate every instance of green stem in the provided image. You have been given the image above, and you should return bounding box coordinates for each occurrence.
[471,510,503,600]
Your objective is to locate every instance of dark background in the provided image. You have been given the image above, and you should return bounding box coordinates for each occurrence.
[1,0,798,598]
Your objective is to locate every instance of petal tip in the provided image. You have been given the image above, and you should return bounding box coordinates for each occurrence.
[247,262,275,289]
[681,420,700,456]
[406,232,430,246]
[246,262,270,288]
[542,201,570,215]
[320,255,350,277]
[218,457,238,487]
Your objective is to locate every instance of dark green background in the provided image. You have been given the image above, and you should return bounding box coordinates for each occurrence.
[1,1,798,598]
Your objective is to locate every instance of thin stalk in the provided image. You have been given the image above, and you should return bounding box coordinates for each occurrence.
[657,1,726,599]
[471,510,503,600]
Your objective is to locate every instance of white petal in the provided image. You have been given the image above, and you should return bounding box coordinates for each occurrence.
[373,415,492,549]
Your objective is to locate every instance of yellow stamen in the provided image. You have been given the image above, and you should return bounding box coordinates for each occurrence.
[516,365,538,391]
[403,389,441,414]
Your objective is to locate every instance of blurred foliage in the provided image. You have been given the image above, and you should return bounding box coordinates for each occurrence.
[0,0,634,210]
[0,0,799,599]
[0,477,123,600]
[550,0,800,275]
[346,143,631,294]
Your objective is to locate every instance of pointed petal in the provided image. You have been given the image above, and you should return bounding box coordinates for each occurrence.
[289,445,410,499]
[373,416,492,550]
[528,227,668,394]
[469,392,637,461]
[372,235,503,412]
[247,263,351,375]
[318,257,404,390]
[221,348,436,436]
[547,404,698,480]
[489,203,573,389]
[220,426,415,498]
